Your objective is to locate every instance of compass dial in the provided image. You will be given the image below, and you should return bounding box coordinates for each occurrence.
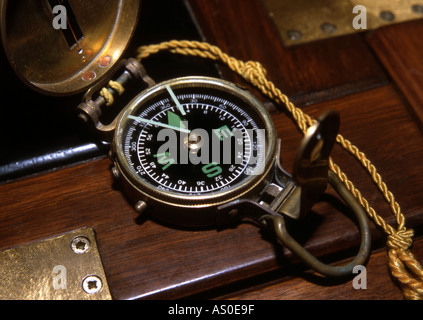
[114,77,277,210]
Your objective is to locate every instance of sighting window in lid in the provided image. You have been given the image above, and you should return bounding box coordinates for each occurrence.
[0,0,140,96]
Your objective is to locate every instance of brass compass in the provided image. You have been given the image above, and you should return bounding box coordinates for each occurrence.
[0,1,371,278]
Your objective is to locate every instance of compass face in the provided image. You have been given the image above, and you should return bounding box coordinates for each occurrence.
[114,77,277,209]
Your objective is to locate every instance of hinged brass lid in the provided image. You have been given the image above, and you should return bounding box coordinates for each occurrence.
[0,0,140,96]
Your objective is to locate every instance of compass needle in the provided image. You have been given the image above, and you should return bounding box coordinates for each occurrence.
[166,85,186,116]
[114,77,275,227]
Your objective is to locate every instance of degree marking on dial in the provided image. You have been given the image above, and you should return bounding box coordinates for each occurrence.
[166,85,186,116]
[128,115,191,134]
[124,92,265,194]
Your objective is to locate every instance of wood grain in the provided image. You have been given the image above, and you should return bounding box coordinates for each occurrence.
[367,19,423,129]
[187,0,388,106]
[222,235,423,300]
[1,84,422,299]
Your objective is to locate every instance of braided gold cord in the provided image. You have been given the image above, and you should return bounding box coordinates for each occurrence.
[109,80,125,96]
[136,40,423,299]
[100,80,125,106]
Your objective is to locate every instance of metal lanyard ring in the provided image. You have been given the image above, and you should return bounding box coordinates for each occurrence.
[262,170,371,278]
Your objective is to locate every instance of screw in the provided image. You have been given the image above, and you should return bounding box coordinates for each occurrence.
[71,236,91,254]
[380,11,395,22]
[412,5,423,14]
[82,275,102,294]
[321,22,337,34]
[286,30,302,41]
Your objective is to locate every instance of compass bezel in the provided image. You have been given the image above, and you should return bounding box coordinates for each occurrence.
[113,77,277,212]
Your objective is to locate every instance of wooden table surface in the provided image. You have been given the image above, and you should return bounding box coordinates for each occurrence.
[1,0,423,300]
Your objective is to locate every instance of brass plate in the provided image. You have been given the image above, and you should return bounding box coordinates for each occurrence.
[263,0,423,46]
[0,228,112,300]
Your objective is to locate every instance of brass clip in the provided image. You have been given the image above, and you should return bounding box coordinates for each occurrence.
[218,111,371,277]
[268,111,371,277]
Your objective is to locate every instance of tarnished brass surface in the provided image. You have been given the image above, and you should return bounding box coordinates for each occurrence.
[263,0,423,45]
[265,171,372,278]
[0,0,140,95]
[0,228,111,300]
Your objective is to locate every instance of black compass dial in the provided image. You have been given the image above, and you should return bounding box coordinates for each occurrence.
[114,77,276,208]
